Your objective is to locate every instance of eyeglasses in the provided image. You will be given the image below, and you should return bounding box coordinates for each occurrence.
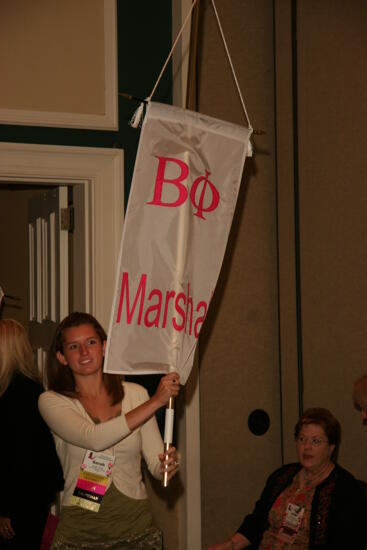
[296,435,328,447]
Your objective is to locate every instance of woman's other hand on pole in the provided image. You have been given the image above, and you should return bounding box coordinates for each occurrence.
[159,446,180,481]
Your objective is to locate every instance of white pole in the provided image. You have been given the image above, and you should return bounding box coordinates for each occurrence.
[162,143,189,486]
[163,395,175,487]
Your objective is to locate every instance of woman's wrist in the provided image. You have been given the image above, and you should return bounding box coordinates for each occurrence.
[228,532,248,550]
[149,393,164,411]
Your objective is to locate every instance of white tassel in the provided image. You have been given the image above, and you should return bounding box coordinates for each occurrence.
[247,137,254,157]
[129,102,145,128]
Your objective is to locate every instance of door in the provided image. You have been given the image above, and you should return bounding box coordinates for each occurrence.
[28,186,69,382]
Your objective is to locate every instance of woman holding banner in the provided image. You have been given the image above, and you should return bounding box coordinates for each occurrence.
[39,311,180,550]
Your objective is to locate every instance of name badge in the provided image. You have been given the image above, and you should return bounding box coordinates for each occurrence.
[70,450,115,512]
[278,502,305,543]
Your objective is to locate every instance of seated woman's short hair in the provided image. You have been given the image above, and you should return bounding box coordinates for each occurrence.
[294,407,341,461]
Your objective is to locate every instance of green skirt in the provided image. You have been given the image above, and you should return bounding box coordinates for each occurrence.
[52,482,162,550]
[51,527,162,550]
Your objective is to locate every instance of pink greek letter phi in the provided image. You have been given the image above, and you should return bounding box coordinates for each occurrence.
[190,170,219,220]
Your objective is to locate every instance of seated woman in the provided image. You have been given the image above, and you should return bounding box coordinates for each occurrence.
[39,311,180,549]
[208,407,367,550]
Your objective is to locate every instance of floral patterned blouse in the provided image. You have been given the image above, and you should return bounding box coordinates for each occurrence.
[259,472,316,549]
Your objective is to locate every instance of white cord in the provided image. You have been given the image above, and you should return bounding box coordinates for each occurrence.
[130,0,199,127]
[148,0,199,102]
[211,0,253,130]
[131,0,254,136]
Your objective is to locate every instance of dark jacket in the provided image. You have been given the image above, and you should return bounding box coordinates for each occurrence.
[0,373,64,518]
[238,462,367,549]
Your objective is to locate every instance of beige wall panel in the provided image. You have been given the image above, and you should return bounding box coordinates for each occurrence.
[0,0,105,114]
[297,0,367,480]
[143,471,182,550]
[198,1,282,546]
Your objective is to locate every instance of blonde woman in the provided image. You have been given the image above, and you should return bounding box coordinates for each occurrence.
[0,319,64,549]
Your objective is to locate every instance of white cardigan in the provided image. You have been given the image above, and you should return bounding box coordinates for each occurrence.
[38,382,163,505]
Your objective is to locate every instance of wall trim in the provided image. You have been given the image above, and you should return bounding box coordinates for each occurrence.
[0,0,118,130]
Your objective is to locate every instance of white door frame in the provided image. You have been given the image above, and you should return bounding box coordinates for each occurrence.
[0,142,124,329]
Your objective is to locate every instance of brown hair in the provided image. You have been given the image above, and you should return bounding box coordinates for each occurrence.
[294,407,341,462]
[47,312,124,405]
[0,319,40,396]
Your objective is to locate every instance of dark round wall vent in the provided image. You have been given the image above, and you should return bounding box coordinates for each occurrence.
[248,409,270,436]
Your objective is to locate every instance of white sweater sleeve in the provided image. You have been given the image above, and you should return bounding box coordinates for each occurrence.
[141,413,164,479]
[130,386,163,480]
[38,391,131,451]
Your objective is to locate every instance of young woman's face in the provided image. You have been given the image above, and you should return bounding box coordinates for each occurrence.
[57,323,106,378]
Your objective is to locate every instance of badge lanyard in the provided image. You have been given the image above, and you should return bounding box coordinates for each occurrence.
[71,450,115,512]
[277,502,305,544]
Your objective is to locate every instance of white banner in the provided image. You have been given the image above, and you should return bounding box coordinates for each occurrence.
[104,102,252,384]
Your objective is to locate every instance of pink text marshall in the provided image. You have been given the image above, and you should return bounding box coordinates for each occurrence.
[116,272,208,338]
